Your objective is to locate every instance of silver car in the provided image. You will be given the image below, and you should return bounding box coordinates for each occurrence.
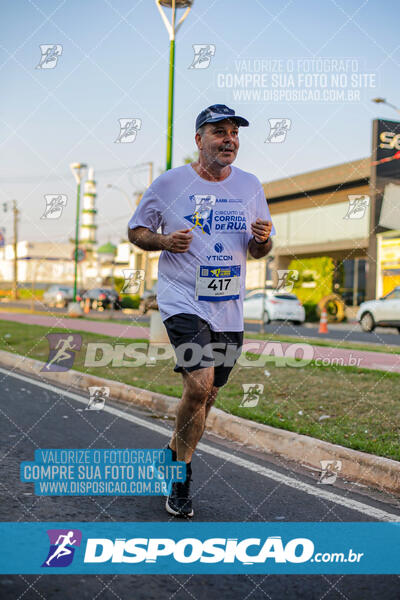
[244,288,305,325]
[357,286,400,332]
[43,285,74,308]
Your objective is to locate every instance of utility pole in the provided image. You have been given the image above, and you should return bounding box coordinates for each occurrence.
[70,163,87,302]
[12,200,18,299]
[9,200,19,300]
[2,200,20,299]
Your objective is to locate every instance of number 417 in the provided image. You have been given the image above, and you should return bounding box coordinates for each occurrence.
[208,278,231,291]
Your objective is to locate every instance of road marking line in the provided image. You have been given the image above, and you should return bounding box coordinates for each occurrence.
[2,367,399,522]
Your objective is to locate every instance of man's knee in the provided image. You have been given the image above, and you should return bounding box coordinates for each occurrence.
[183,368,214,404]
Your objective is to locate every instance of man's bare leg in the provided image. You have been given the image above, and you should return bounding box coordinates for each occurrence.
[203,385,218,434]
[205,385,218,418]
[169,367,214,463]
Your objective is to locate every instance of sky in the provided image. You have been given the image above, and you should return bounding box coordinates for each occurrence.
[1,0,399,246]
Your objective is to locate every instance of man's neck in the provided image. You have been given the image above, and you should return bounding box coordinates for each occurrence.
[191,161,232,182]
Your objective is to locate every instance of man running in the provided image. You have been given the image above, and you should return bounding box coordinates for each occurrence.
[128,104,275,517]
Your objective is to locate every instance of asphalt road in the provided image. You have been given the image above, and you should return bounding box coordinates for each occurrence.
[1,368,400,599]
[244,321,400,346]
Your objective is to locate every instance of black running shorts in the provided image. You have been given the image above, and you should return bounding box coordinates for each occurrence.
[163,313,243,388]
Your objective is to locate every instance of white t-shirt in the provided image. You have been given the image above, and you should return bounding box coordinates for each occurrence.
[128,163,275,332]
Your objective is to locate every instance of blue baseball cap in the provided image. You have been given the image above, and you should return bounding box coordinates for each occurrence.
[195,104,249,131]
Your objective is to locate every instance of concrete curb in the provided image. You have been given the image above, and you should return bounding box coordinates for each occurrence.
[0,349,399,495]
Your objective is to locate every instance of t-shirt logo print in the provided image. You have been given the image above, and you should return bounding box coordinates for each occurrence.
[185,194,216,235]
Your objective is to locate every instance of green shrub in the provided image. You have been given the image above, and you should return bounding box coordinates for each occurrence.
[18,288,44,299]
[113,277,124,294]
[289,257,335,304]
[0,288,44,299]
[120,294,140,309]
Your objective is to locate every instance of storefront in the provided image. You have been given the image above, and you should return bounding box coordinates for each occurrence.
[264,118,400,302]
[377,234,400,297]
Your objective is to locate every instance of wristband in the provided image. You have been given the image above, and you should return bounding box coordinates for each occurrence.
[253,235,269,245]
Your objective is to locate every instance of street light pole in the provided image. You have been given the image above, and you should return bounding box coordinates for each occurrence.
[106,184,134,212]
[12,200,19,301]
[167,25,175,172]
[155,0,193,171]
[2,200,19,300]
[70,162,87,302]
[372,97,400,115]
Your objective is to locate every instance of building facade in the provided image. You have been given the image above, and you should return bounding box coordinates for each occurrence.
[264,158,371,303]
[2,142,399,301]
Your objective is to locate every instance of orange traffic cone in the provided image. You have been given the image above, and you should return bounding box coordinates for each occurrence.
[318,308,328,334]
[84,297,90,314]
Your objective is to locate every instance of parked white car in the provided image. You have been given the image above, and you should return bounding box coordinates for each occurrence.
[43,285,74,308]
[243,288,305,325]
[357,286,400,332]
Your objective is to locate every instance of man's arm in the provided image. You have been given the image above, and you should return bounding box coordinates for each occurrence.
[248,218,273,259]
[128,226,193,253]
[128,226,166,251]
[248,236,273,259]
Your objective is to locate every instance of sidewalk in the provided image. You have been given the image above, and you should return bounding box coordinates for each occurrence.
[1,311,400,373]
[0,312,148,340]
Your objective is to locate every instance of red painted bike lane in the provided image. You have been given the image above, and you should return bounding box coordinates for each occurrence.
[1,312,399,373]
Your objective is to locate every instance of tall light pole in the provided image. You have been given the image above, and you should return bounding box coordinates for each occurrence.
[2,200,19,300]
[155,0,193,171]
[70,162,87,301]
[372,97,400,115]
[12,200,19,301]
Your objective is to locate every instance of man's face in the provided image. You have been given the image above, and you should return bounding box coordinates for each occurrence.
[196,119,239,167]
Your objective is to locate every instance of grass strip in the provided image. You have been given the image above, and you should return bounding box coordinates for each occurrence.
[0,319,399,461]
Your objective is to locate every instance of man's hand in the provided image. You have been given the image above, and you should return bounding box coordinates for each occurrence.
[163,229,193,253]
[251,218,272,243]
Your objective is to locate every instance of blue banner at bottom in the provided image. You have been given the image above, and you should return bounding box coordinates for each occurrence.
[0,522,399,574]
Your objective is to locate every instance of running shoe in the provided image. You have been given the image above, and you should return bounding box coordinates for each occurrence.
[165,474,194,518]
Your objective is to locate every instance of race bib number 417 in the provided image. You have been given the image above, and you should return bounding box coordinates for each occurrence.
[195,265,241,301]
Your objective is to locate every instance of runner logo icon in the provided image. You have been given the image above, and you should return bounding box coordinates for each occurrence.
[185,194,216,235]
[343,195,370,220]
[42,333,82,372]
[42,529,82,567]
[87,386,109,411]
[265,118,291,143]
[36,45,63,69]
[240,383,264,408]
[41,195,67,219]
[115,118,142,143]
[188,44,216,69]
